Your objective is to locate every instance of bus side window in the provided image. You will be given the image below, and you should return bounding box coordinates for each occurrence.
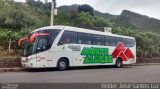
[116,38,135,47]
[116,37,122,44]
[127,39,135,47]
[115,37,126,46]
[105,36,116,46]
[125,39,130,47]
[41,29,60,48]
[48,30,60,45]
[123,38,127,46]
[92,35,105,45]
[78,33,91,45]
[59,31,77,45]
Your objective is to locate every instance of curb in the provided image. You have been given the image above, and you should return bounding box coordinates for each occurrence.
[0,67,23,72]
[131,63,160,66]
[0,63,160,72]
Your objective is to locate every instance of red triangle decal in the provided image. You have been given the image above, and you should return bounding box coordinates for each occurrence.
[119,52,128,61]
[112,42,126,58]
[124,48,134,58]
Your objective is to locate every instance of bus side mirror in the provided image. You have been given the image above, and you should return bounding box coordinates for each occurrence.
[18,37,29,46]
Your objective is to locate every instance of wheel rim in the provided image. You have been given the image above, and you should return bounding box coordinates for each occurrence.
[59,61,66,69]
[117,60,121,67]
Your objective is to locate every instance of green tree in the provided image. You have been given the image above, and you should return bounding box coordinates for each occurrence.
[93,17,109,27]
[74,12,93,29]
[78,4,94,16]
[54,11,71,25]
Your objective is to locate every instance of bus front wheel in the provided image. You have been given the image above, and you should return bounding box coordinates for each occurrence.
[115,58,123,68]
[57,58,69,71]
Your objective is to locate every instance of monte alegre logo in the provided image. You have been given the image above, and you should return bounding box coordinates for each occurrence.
[81,47,113,64]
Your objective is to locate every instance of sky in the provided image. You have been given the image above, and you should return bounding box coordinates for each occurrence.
[15,0,160,20]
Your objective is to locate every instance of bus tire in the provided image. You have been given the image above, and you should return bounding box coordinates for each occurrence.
[115,58,123,68]
[57,58,69,71]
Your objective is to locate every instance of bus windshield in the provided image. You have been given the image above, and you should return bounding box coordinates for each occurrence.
[24,36,50,56]
[23,39,36,56]
[23,29,61,56]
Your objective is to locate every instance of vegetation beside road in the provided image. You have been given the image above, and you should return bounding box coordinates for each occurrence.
[0,0,160,59]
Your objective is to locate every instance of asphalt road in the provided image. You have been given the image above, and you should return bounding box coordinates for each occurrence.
[0,65,160,83]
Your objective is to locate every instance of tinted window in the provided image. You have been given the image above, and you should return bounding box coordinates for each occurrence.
[105,36,116,46]
[59,31,77,44]
[41,29,60,48]
[126,39,135,47]
[78,33,91,44]
[37,37,48,48]
[30,29,60,54]
[92,35,105,45]
[36,36,50,53]
[116,37,126,46]
[116,37,135,47]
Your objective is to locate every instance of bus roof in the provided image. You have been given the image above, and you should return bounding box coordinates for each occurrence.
[32,25,135,39]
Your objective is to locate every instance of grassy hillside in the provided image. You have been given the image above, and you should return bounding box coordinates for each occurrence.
[0,0,50,30]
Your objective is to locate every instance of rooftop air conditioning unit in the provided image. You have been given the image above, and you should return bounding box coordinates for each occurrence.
[104,27,112,33]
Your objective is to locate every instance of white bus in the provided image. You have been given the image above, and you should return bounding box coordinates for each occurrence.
[19,25,136,70]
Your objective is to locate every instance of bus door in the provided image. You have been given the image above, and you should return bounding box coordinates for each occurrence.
[57,31,80,66]
[71,44,84,66]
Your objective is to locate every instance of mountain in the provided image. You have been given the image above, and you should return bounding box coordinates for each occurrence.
[58,4,117,19]
[114,10,160,32]
[58,5,160,32]
[58,4,79,13]
[93,10,117,19]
